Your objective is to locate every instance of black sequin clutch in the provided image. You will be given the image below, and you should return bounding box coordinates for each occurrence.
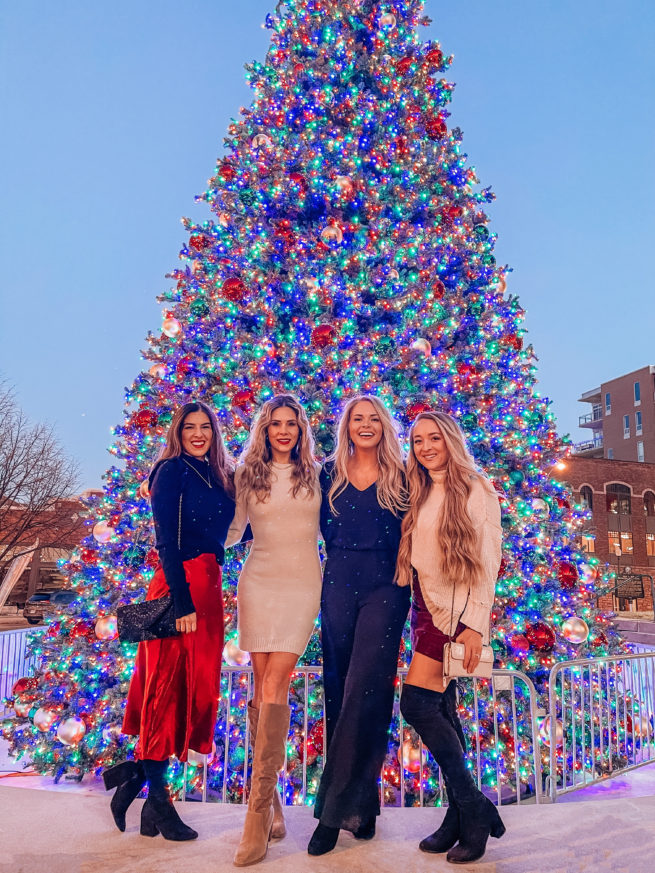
[117,595,179,642]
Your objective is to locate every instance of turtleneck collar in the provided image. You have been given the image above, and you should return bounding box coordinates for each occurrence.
[429,468,447,484]
[181,452,209,469]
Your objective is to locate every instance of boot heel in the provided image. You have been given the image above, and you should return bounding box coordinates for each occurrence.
[490,819,506,839]
[102,761,134,791]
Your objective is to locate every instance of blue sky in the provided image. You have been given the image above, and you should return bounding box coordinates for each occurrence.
[1,1,654,488]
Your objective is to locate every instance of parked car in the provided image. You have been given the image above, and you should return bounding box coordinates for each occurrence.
[23,590,77,625]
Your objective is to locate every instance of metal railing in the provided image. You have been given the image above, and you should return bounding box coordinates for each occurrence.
[548,652,655,801]
[180,667,543,807]
[0,628,42,717]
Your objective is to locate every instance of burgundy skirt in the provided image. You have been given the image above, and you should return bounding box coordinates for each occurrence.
[122,553,223,762]
[410,575,465,662]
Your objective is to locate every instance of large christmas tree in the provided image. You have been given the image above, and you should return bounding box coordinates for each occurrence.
[5,0,622,804]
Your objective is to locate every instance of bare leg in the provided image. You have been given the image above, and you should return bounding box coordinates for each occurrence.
[405,650,447,692]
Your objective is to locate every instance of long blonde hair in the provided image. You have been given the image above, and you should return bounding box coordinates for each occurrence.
[158,401,235,497]
[327,394,407,516]
[396,411,485,588]
[237,394,317,502]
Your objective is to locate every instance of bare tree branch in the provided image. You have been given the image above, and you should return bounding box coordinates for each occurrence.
[0,382,82,565]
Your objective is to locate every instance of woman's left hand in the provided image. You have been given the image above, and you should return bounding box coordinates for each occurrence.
[455,627,484,673]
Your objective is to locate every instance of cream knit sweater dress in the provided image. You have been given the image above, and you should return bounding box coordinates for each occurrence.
[226,462,322,656]
[410,470,502,644]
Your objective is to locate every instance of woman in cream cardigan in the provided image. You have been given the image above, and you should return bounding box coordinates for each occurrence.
[226,394,321,867]
[396,411,506,865]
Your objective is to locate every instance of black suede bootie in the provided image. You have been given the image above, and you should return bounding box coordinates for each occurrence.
[102,759,146,832]
[140,759,198,841]
[307,822,340,855]
[353,816,376,840]
[400,683,505,864]
[418,782,459,853]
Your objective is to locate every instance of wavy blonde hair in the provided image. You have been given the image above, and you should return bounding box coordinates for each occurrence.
[158,401,235,497]
[327,394,408,516]
[237,394,317,502]
[396,411,486,588]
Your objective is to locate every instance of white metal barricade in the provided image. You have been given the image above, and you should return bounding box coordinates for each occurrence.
[548,652,655,801]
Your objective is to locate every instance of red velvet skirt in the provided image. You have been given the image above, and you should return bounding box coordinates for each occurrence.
[122,553,223,762]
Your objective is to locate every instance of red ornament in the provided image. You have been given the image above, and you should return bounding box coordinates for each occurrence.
[232,388,255,409]
[396,56,413,76]
[288,172,308,193]
[131,408,158,430]
[12,677,38,697]
[425,47,444,68]
[189,234,207,251]
[79,549,97,565]
[393,136,410,157]
[305,721,324,765]
[407,401,432,421]
[525,622,556,652]
[221,277,246,302]
[510,634,530,654]
[218,162,236,181]
[145,548,160,568]
[70,621,94,640]
[590,630,608,649]
[497,558,508,578]
[425,115,447,140]
[558,561,579,590]
[311,324,337,349]
[176,356,193,375]
[432,279,446,299]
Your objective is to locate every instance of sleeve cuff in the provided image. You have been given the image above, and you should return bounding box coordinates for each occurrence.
[460,600,491,637]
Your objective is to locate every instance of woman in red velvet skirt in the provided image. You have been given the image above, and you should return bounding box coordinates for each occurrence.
[103,401,236,841]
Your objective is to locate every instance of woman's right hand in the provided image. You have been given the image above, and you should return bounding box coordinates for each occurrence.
[176,612,197,634]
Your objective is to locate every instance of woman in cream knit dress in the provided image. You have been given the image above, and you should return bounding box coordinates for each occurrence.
[396,411,505,866]
[226,394,321,867]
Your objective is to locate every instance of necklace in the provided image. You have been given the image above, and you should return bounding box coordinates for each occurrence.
[182,457,212,488]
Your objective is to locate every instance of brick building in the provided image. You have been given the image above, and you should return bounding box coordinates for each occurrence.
[554,455,655,614]
[575,364,655,463]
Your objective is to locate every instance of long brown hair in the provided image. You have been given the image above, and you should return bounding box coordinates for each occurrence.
[237,394,318,502]
[158,401,235,496]
[396,411,486,588]
[327,394,408,516]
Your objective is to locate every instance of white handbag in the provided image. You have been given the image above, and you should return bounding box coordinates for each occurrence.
[441,583,494,683]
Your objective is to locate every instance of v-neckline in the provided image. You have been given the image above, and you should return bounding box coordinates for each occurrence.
[348,480,377,494]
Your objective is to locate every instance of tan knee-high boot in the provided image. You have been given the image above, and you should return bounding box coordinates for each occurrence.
[247,701,286,839]
[234,702,291,867]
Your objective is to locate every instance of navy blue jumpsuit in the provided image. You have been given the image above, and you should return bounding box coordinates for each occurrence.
[314,464,410,832]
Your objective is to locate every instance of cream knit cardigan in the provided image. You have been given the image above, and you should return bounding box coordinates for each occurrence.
[408,470,502,644]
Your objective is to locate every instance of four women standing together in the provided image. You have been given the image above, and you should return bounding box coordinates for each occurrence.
[105,393,505,865]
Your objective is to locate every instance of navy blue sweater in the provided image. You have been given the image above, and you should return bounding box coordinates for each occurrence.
[149,454,236,618]
[319,464,403,554]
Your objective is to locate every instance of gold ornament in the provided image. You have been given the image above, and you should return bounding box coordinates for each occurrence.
[561,617,589,645]
[95,615,118,641]
[321,225,343,246]
[56,717,86,746]
[223,639,251,667]
[92,521,115,544]
[162,317,182,338]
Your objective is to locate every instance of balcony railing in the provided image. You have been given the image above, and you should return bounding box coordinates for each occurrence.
[579,409,603,426]
[572,436,604,455]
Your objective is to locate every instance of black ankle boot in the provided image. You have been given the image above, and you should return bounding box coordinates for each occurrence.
[307,822,339,855]
[446,795,505,864]
[400,683,505,864]
[353,816,376,840]
[102,760,146,832]
[419,783,459,853]
[140,795,198,841]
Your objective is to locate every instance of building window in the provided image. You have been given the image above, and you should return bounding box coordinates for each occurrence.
[579,486,593,511]
[634,381,641,404]
[581,534,595,553]
[638,441,645,463]
[623,414,630,438]
[606,483,631,515]
[605,392,611,414]
[647,534,655,557]
[644,491,655,516]
[607,448,614,459]
[609,530,633,556]
[636,411,643,435]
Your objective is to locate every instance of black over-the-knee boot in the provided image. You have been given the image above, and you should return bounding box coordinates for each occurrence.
[400,683,505,864]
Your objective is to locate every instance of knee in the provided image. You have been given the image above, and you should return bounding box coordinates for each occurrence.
[400,683,430,729]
